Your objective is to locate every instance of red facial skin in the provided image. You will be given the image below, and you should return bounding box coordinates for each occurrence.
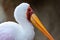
[26,6,34,21]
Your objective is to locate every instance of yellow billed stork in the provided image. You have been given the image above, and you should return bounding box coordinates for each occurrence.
[0,3,54,40]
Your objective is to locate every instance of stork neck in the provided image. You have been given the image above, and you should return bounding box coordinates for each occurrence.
[18,19,33,29]
[14,12,34,29]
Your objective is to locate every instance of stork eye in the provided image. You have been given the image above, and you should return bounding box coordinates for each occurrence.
[28,8,31,12]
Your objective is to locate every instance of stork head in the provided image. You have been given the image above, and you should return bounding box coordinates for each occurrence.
[14,3,54,40]
[14,3,31,23]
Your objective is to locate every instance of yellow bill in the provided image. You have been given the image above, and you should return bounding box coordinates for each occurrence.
[30,13,54,40]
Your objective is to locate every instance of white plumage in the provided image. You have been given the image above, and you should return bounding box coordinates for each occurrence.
[0,3,35,40]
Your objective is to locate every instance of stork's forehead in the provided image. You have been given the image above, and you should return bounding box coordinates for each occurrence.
[19,3,30,9]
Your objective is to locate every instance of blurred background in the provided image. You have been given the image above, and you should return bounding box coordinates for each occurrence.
[0,0,60,40]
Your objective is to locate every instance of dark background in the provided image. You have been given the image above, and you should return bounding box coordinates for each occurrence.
[0,0,60,40]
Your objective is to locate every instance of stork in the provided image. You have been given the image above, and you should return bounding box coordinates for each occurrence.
[0,3,54,40]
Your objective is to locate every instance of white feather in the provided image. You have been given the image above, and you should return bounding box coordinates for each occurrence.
[0,3,35,40]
